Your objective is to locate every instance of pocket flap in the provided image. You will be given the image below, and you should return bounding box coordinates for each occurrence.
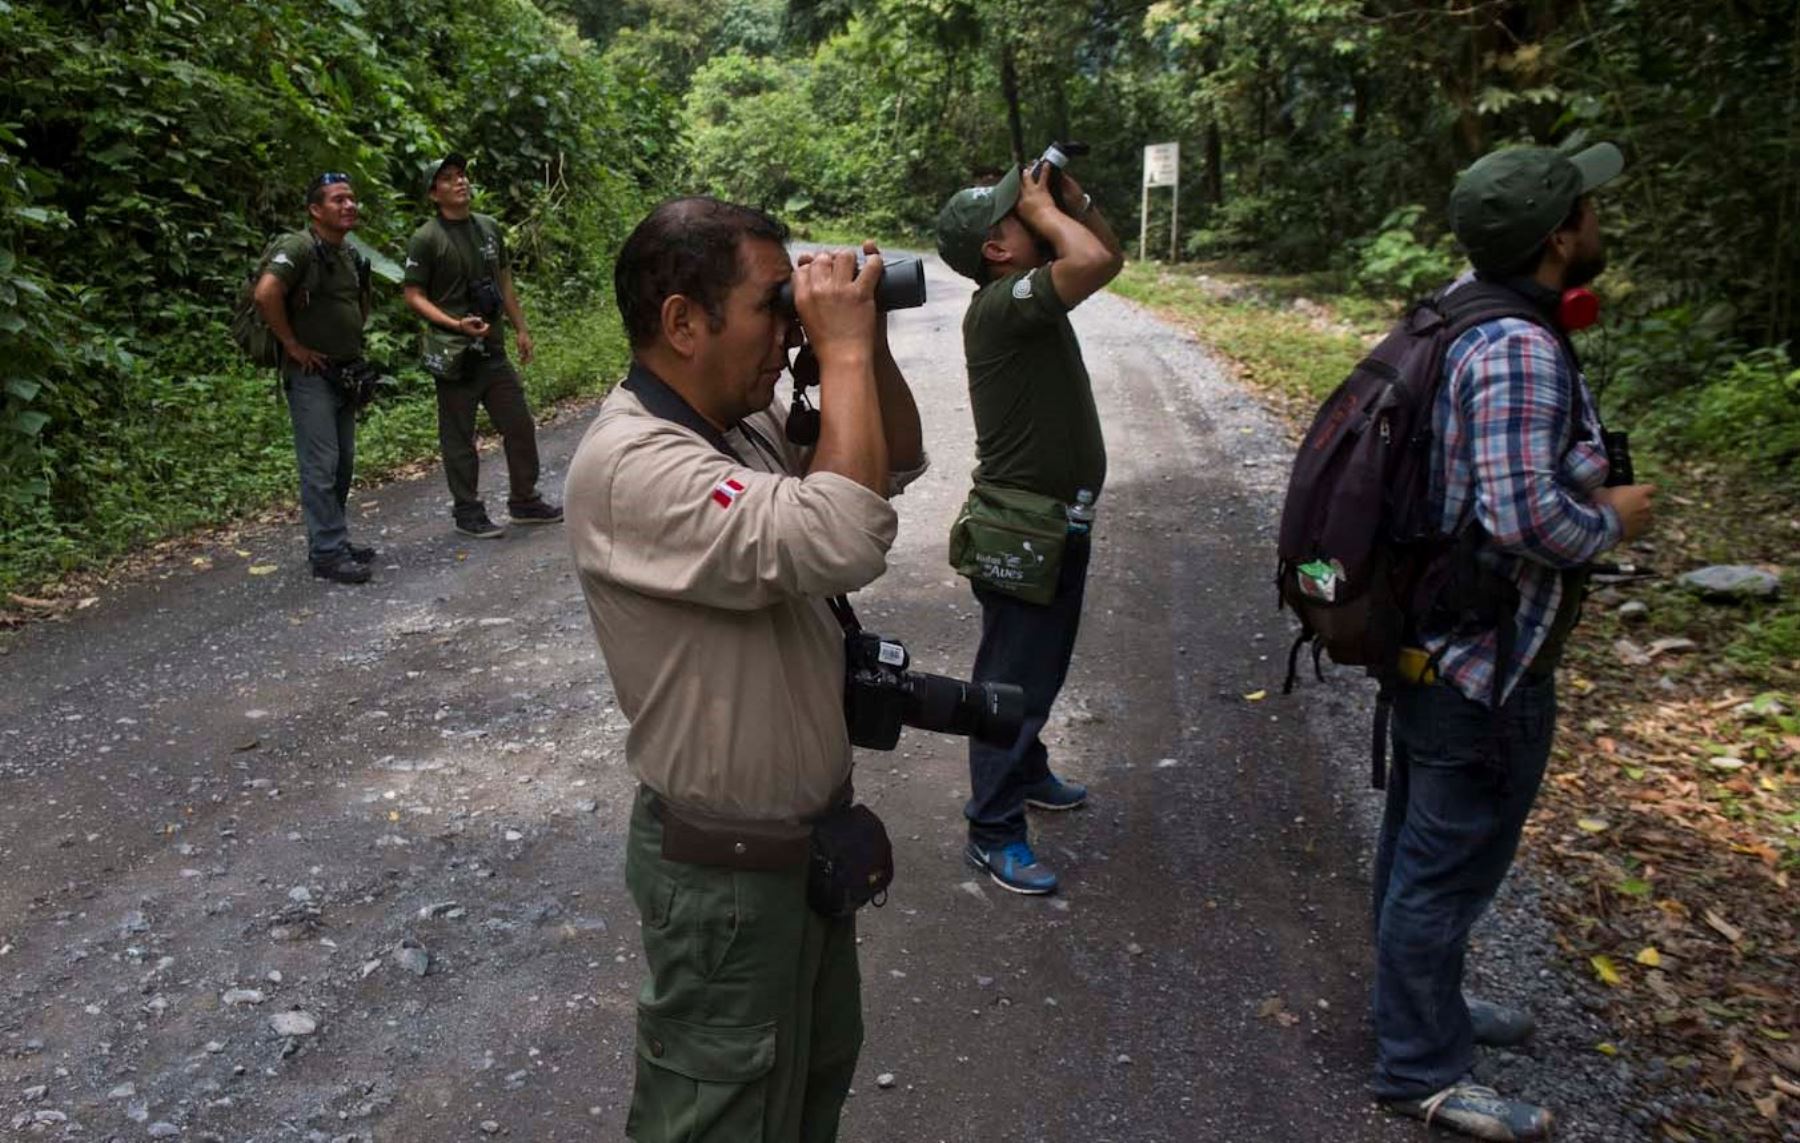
[635,1009,777,1083]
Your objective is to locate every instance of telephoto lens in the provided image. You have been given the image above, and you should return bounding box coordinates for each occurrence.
[900,672,1025,746]
[776,253,926,316]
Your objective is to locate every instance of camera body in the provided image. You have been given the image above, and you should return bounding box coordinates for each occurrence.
[325,358,396,411]
[469,276,504,321]
[843,631,1024,751]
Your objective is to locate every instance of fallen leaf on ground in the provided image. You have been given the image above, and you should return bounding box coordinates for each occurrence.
[1635,946,1663,967]
[1243,690,1267,702]
[249,565,277,576]
[1577,817,1611,833]
[1591,954,1623,986]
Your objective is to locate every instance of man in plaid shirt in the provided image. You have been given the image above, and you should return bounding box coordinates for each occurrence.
[1372,143,1657,1140]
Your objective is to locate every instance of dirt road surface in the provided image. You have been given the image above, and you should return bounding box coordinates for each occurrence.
[0,256,1590,1141]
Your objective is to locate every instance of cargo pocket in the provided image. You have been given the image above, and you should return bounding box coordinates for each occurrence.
[626,1008,776,1143]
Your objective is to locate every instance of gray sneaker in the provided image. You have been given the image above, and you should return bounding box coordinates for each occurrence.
[1468,996,1535,1047]
[1383,1080,1552,1141]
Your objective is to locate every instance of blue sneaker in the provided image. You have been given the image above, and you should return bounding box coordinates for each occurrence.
[1022,775,1088,811]
[965,840,1059,895]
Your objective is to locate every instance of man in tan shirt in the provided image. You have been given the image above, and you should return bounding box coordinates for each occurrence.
[565,197,924,1142]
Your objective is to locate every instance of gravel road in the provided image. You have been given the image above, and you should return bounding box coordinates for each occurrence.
[0,252,1643,1140]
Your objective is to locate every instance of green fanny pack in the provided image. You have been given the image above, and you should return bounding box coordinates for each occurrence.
[947,482,1071,606]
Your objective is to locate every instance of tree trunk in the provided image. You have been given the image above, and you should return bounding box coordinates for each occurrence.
[1000,39,1026,166]
[1205,119,1224,207]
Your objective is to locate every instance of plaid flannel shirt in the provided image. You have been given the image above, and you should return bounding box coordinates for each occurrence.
[1421,314,1623,706]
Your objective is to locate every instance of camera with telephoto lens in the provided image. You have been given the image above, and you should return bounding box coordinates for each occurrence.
[774,252,926,317]
[469,276,503,321]
[843,630,1024,751]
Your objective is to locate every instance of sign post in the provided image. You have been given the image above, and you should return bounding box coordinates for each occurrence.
[1140,142,1180,262]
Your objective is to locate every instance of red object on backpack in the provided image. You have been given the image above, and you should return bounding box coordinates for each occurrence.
[1558,287,1600,332]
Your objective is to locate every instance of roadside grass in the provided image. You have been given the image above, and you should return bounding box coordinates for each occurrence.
[1116,260,1799,1139]
[1108,261,1385,419]
[0,296,627,608]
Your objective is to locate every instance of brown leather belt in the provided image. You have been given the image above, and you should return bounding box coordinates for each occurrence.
[645,789,812,872]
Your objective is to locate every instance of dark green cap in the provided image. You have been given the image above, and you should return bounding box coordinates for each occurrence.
[936,166,1022,281]
[420,153,468,199]
[1449,142,1623,273]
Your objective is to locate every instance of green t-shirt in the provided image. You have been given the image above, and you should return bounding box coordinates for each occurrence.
[264,229,368,361]
[963,264,1106,504]
[404,213,509,370]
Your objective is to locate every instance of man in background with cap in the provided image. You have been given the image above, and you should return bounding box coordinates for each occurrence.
[253,171,377,585]
[1370,141,1656,1139]
[934,159,1123,895]
[403,155,562,539]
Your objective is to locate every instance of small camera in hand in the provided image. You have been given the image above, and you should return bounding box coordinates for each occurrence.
[1602,428,1634,487]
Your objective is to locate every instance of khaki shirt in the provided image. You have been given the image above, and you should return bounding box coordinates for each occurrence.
[566,371,913,823]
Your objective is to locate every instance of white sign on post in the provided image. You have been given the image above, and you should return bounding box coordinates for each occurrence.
[1140,142,1181,262]
[1143,142,1180,188]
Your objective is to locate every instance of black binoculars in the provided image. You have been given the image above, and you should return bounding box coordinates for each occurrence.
[775,253,926,316]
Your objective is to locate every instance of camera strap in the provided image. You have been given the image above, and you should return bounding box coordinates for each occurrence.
[621,360,863,634]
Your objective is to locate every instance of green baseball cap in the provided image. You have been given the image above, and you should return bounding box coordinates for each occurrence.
[420,153,468,199]
[936,165,1023,281]
[1449,142,1624,273]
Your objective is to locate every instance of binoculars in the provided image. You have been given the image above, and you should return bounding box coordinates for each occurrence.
[775,253,926,316]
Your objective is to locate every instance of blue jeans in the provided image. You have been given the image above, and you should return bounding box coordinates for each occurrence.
[283,367,355,564]
[1371,673,1556,1100]
[965,534,1091,848]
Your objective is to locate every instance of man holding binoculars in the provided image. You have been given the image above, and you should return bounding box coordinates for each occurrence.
[403,154,562,539]
[937,151,1125,894]
[564,196,924,1142]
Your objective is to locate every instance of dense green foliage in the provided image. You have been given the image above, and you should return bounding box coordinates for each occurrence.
[0,0,675,589]
[622,0,1799,473]
[4,0,1799,591]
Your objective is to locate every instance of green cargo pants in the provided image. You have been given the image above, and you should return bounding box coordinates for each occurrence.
[624,788,863,1143]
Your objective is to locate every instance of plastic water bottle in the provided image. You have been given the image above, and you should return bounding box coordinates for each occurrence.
[1067,489,1096,536]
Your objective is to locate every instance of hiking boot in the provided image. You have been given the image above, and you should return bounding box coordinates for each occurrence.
[1022,775,1088,812]
[346,542,378,565]
[965,840,1059,895]
[1468,996,1535,1047]
[311,555,371,585]
[1383,1079,1553,1141]
[509,499,564,525]
[454,511,504,540]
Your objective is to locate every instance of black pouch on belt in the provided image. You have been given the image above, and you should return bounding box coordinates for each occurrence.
[806,803,894,919]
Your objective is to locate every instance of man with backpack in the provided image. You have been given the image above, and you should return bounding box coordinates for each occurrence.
[1356,144,1655,1138]
[251,172,377,585]
[403,154,562,539]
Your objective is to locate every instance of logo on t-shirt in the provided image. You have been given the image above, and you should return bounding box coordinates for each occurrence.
[271,252,293,267]
[1011,275,1034,300]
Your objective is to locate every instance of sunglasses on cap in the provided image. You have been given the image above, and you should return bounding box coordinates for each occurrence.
[306,171,353,194]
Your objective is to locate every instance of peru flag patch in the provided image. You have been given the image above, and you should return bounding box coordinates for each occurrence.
[710,477,746,509]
